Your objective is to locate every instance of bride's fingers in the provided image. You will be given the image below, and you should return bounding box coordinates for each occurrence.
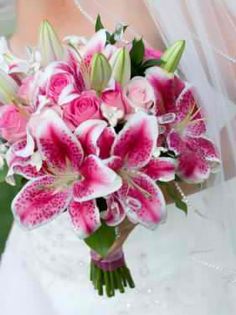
[105,220,137,259]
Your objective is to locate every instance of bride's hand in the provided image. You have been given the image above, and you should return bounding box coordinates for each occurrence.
[104,219,137,259]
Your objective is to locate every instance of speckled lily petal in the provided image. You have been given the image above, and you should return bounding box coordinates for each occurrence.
[112,111,158,169]
[12,175,72,229]
[73,155,122,202]
[68,200,101,239]
[119,172,166,229]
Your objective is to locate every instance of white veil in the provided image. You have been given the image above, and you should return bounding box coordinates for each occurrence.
[75,0,236,307]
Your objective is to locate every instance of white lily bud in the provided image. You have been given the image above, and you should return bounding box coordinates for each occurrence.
[38,20,64,67]
[161,40,186,73]
[90,53,112,92]
[0,69,18,103]
[110,47,131,86]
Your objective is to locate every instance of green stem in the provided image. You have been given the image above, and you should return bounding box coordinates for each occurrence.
[118,267,127,287]
[114,269,125,293]
[104,271,112,297]
[124,267,135,288]
[96,268,103,296]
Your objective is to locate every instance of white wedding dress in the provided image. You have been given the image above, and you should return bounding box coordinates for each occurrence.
[1,1,236,314]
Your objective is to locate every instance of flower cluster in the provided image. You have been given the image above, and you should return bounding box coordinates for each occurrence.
[0,20,220,239]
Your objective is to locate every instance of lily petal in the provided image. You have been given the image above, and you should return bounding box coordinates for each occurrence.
[186,136,220,163]
[177,150,210,183]
[12,175,71,229]
[142,157,176,182]
[119,172,166,229]
[186,136,221,172]
[68,200,101,239]
[101,194,126,226]
[83,29,107,66]
[112,111,158,169]
[73,155,122,202]
[167,130,185,155]
[145,66,176,114]
[97,126,116,159]
[35,109,84,172]
[75,119,107,156]
[175,85,206,137]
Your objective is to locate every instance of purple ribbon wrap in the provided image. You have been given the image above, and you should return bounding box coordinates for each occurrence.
[91,249,125,272]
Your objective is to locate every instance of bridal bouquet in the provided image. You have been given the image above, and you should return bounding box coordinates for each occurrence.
[0,16,220,297]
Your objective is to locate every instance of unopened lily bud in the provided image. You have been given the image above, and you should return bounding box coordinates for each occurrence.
[90,53,112,92]
[161,40,185,73]
[38,20,64,67]
[110,47,131,86]
[0,69,18,103]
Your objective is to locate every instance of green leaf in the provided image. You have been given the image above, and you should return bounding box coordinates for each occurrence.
[84,221,116,258]
[175,199,188,214]
[141,58,164,70]
[0,175,25,254]
[0,162,8,183]
[130,38,145,65]
[165,183,188,215]
[95,15,105,32]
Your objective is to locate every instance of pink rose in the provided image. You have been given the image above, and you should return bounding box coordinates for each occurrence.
[0,105,27,143]
[63,90,101,128]
[47,71,74,102]
[144,47,163,60]
[101,83,128,114]
[40,62,76,103]
[123,77,156,113]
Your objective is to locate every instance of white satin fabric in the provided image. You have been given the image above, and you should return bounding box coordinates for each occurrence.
[1,0,236,314]
[1,181,236,315]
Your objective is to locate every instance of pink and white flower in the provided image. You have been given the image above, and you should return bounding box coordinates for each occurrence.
[102,112,171,229]
[63,90,101,129]
[146,66,185,115]
[12,109,122,238]
[122,77,156,113]
[0,104,28,143]
[167,86,220,183]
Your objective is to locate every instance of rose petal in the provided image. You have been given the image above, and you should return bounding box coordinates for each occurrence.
[35,109,84,172]
[142,157,176,182]
[73,155,122,202]
[12,176,72,229]
[75,119,107,156]
[112,111,158,169]
[119,172,166,229]
[68,200,101,239]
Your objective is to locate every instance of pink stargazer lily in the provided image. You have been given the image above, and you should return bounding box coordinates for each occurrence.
[11,109,122,238]
[102,112,176,229]
[167,86,220,183]
[146,66,220,183]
